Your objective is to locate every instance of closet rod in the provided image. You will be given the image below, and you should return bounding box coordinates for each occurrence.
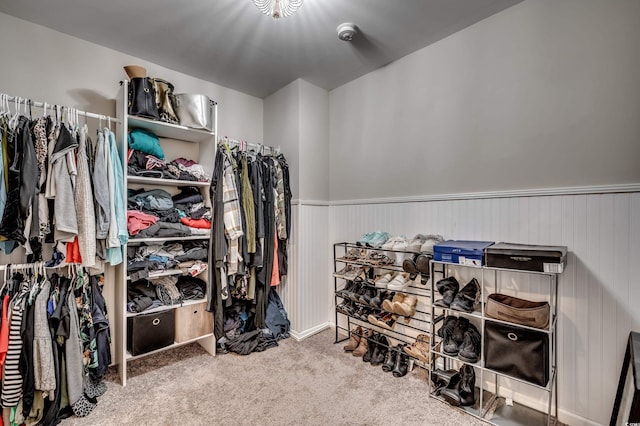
[0,262,76,271]
[2,93,121,124]
[220,136,280,155]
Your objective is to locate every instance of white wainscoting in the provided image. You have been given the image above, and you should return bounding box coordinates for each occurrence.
[328,191,640,426]
[279,204,332,340]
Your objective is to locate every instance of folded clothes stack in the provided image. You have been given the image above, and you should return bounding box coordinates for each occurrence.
[126,241,209,281]
[127,148,209,182]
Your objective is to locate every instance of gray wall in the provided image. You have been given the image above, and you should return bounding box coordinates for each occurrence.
[0,12,263,142]
[329,0,640,201]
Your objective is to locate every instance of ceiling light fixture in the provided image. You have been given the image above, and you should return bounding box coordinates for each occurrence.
[253,0,303,19]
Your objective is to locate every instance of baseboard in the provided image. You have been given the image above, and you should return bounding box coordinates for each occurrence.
[290,322,331,341]
[557,409,603,426]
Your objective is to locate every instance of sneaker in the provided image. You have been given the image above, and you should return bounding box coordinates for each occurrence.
[406,234,427,253]
[367,231,391,248]
[356,232,376,246]
[374,273,393,289]
[387,272,411,291]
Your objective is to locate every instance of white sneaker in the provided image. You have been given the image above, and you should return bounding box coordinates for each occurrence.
[387,272,411,291]
[374,273,394,289]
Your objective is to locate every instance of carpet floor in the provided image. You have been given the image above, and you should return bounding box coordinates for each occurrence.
[62,328,484,425]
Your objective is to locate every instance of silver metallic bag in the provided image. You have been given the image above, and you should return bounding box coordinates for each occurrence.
[174,94,214,132]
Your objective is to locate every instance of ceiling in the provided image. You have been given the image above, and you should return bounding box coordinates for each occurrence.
[0,0,523,98]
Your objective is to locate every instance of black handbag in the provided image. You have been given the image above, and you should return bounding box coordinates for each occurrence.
[484,320,549,386]
[128,77,160,120]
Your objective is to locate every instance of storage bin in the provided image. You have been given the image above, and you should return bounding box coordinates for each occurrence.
[127,310,175,356]
[433,240,494,266]
[484,242,567,273]
[174,301,213,343]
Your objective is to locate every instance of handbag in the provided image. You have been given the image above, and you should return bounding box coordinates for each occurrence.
[152,78,179,124]
[484,320,549,386]
[486,293,550,329]
[174,94,214,131]
[128,77,160,120]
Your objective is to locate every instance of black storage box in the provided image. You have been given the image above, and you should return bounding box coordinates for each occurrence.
[127,310,175,356]
[484,242,567,273]
[484,320,549,386]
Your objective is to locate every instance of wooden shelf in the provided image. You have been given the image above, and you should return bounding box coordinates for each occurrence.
[127,175,210,187]
[128,115,214,143]
[126,298,208,318]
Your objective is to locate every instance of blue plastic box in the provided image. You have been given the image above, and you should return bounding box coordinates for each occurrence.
[433,240,495,266]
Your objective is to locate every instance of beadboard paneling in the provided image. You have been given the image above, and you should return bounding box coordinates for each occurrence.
[280,204,331,339]
[328,192,640,426]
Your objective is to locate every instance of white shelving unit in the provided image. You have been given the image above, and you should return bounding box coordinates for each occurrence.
[115,81,218,385]
[429,260,559,426]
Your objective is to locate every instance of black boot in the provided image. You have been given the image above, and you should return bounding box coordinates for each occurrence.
[458,364,476,406]
[392,345,410,377]
[430,369,458,396]
[434,277,459,307]
[439,372,462,406]
[370,335,389,366]
[443,317,469,356]
[437,315,457,338]
[362,332,378,363]
[458,323,481,363]
[382,345,397,372]
[450,278,480,313]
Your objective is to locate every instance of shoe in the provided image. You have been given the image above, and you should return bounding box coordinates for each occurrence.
[336,280,359,299]
[353,306,372,321]
[450,278,480,313]
[373,273,393,289]
[370,312,398,330]
[440,372,463,406]
[367,231,391,248]
[443,317,469,356]
[370,335,389,366]
[392,344,410,377]
[382,292,404,312]
[420,234,444,253]
[343,266,365,281]
[370,291,392,308]
[336,299,356,316]
[342,247,365,261]
[403,334,432,364]
[402,256,419,280]
[406,234,428,253]
[349,282,368,303]
[393,294,417,316]
[382,345,398,372]
[437,315,457,338]
[362,332,378,363]
[352,329,370,357]
[431,368,459,395]
[343,326,363,352]
[458,364,477,406]
[356,232,376,246]
[359,287,378,306]
[433,277,460,308]
[415,254,431,284]
[387,273,411,291]
[457,323,481,363]
[440,365,476,407]
[333,265,353,279]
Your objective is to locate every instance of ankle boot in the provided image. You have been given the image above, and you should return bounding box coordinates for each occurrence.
[437,315,457,338]
[392,345,410,377]
[434,277,459,307]
[362,332,378,363]
[370,335,389,366]
[440,372,463,406]
[458,364,476,406]
[393,294,418,316]
[382,346,398,372]
[430,369,459,395]
[457,323,481,363]
[443,317,469,356]
[382,292,404,312]
[352,329,371,357]
[450,278,480,313]
[343,326,363,352]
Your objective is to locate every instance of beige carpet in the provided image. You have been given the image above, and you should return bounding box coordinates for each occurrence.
[62,328,484,426]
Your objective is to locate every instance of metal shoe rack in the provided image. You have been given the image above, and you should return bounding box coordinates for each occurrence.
[333,242,433,369]
[429,260,560,426]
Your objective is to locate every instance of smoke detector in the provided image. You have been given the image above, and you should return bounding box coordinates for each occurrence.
[337,23,358,41]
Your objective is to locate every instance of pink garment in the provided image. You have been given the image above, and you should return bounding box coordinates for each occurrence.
[174,157,197,167]
[127,210,159,235]
[271,232,280,287]
[0,295,10,369]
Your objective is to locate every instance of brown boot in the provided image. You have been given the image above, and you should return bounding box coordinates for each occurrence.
[352,328,371,357]
[394,294,418,316]
[343,326,363,352]
[382,293,405,312]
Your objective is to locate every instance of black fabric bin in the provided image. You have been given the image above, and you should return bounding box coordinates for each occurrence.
[484,242,567,273]
[484,320,550,386]
[127,310,175,356]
